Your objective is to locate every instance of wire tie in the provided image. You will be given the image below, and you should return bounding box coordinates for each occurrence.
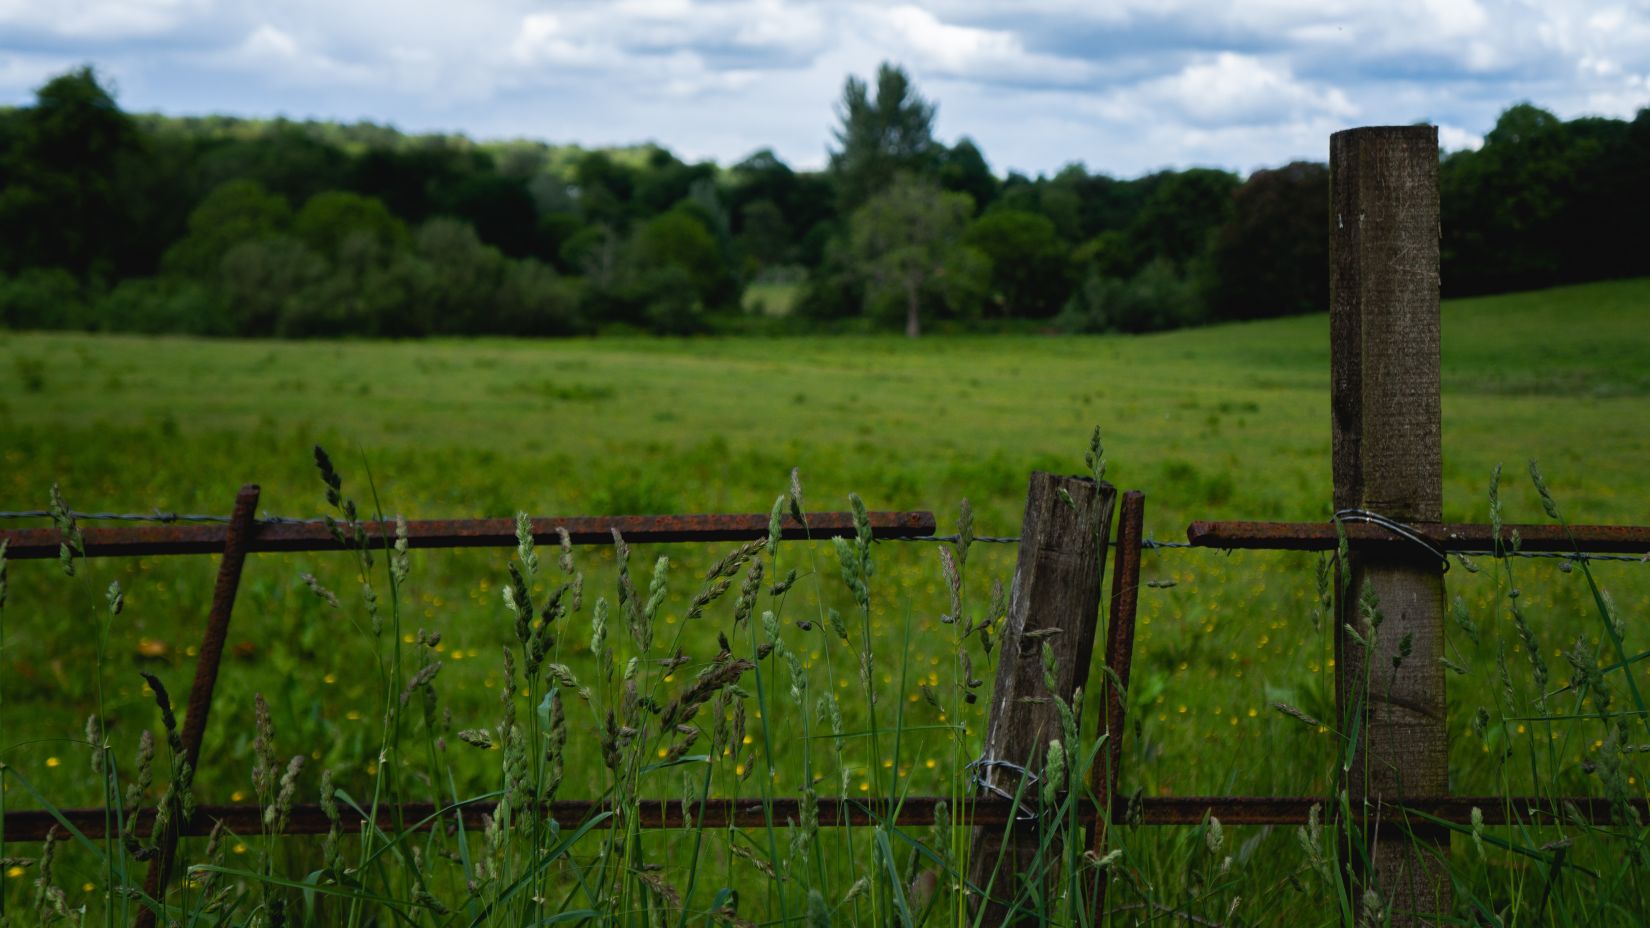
[1333,508,1449,572]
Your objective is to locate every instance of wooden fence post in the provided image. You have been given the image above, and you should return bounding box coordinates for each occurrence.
[1330,125,1451,924]
[968,472,1115,926]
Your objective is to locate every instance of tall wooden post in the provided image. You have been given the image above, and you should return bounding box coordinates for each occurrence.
[969,473,1115,926]
[1330,126,1451,923]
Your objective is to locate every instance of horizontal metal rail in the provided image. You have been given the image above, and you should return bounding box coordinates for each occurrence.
[1187,520,1650,555]
[8,794,1644,841]
[0,511,938,560]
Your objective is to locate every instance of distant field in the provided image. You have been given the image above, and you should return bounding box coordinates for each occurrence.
[2,277,1648,920]
[740,280,802,316]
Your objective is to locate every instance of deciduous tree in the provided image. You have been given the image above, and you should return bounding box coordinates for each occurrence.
[849,176,987,337]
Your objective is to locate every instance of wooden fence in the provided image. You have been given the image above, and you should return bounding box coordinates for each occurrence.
[4,125,1650,927]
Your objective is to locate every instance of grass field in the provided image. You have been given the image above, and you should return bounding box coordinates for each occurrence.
[2,277,1648,924]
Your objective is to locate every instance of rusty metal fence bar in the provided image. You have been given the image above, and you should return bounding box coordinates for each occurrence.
[11,794,1645,843]
[0,510,938,560]
[1188,519,1650,554]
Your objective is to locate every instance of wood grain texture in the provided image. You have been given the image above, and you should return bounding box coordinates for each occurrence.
[968,472,1115,927]
[1330,124,1451,924]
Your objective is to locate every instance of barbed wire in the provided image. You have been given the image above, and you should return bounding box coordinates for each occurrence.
[1455,550,1649,565]
[896,533,1646,565]
[890,534,1194,550]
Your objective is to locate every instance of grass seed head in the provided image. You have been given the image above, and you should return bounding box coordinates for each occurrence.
[1272,702,1323,729]
[48,482,83,576]
[85,715,104,775]
[768,494,785,558]
[399,660,442,706]
[556,526,574,574]
[789,468,805,523]
[644,555,669,625]
[139,671,182,752]
[319,768,339,824]
[514,512,538,576]
[939,547,960,622]
[302,573,341,609]
[1042,739,1066,804]
[826,607,846,640]
[591,596,609,655]
[392,514,410,585]
[1527,460,1560,520]
[686,575,734,621]
[269,755,304,834]
[768,567,798,597]
[127,729,155,809]
[542,688,567,802]
[312,445,342,504]
[1085,425,1106,484]
[733,560,764,627]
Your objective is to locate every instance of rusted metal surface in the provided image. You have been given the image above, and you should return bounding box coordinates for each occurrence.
[1091,490,1144,924]
[135,486,260,928]
[0,510,938,560]
[1187,520,1650,555]
[10,794,1645,842]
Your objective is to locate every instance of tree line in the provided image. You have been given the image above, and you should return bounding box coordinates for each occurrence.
[1,64,1645,338]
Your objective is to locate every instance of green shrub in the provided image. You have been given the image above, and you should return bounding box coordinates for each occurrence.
[95,277,229,335]
[1058,259,1206,333]
[0,267,88,330]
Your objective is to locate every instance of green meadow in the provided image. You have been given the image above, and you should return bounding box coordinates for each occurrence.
[2,277,1648,924]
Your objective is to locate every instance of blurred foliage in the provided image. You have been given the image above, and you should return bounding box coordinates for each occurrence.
[0,66,1646,338]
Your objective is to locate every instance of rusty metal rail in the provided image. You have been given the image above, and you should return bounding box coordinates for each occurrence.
[1,510,938,560]
[1187,520,1650,554]
[10,794,1645,842]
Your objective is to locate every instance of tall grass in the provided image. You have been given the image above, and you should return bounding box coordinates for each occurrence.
[1,441,1646,925]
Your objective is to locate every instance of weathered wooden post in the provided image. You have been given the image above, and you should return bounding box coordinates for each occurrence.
[968,472,1115,926]
[1330,126,1451,923]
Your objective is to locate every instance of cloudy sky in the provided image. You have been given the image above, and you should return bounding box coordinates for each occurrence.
[2,0,1648,178]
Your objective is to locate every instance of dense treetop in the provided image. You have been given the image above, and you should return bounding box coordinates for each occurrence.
[1,64,1645,337]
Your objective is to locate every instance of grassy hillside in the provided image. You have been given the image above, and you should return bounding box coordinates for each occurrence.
[1,277,1647,922]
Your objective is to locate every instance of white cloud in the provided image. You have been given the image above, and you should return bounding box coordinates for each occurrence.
[1,0,1646,176]
[878,5,1092,85]
[0,51,80,93]
[1437,123,1484,151]
[212,23,376,87]
[1133,52,1357,127]
[0,0,209,40]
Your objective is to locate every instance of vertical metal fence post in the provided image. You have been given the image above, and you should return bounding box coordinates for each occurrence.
[1089,490,1144,924]
[135,484,260,928]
